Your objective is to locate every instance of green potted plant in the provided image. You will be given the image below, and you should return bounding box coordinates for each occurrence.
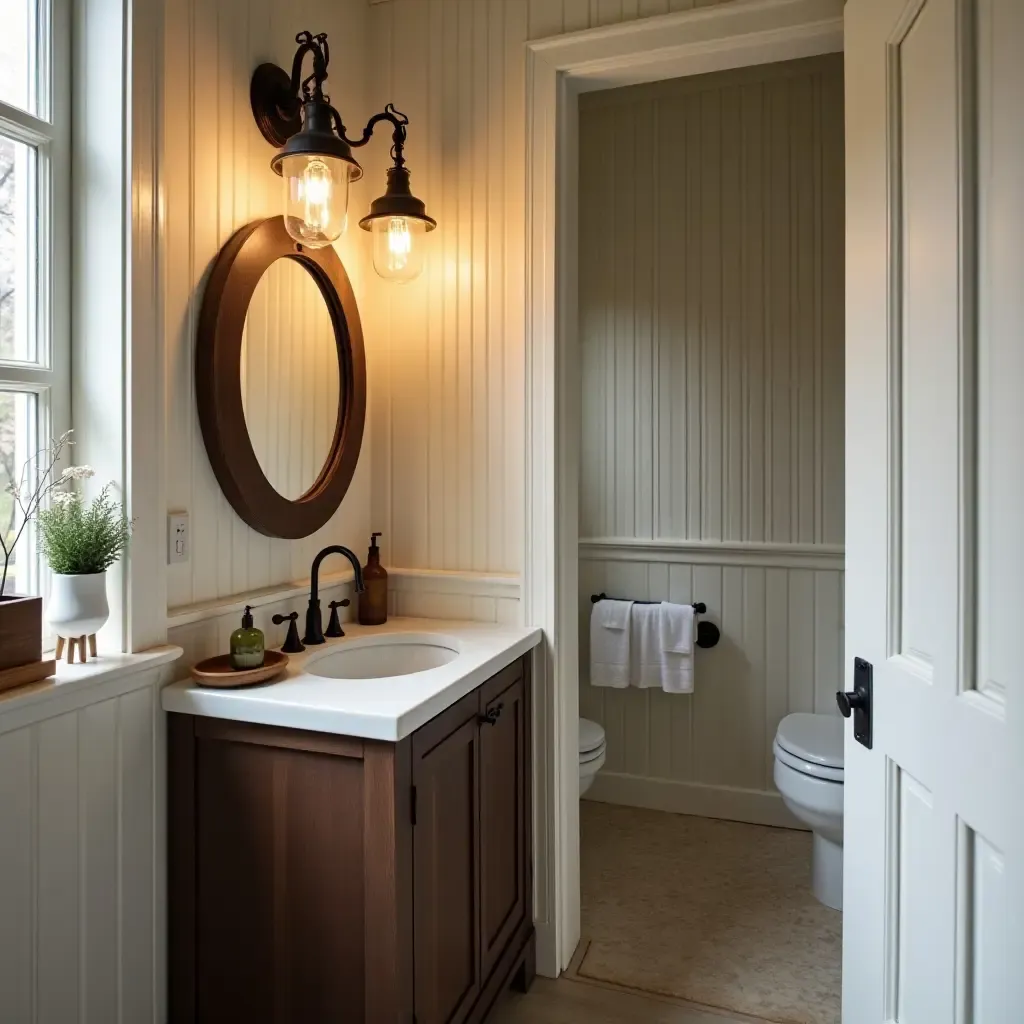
[38,477,131,658]
[0,431,73,680]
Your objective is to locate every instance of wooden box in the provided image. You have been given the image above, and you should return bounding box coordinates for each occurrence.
[0,593,43,672]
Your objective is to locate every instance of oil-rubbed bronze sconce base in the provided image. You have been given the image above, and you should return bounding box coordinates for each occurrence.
[250,62,302,147]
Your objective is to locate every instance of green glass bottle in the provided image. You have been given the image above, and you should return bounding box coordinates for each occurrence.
[230,605,265,669]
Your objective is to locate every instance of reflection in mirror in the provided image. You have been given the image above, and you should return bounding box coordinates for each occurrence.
[241,257,340,500]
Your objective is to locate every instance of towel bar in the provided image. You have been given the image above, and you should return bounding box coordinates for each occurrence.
[589,593,721,649]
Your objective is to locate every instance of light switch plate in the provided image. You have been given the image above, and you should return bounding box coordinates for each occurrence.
[168,513,189,565]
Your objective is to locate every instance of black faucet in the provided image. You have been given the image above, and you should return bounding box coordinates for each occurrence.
[304,545,365,645]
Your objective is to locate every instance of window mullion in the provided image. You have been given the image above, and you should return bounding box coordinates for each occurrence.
[0,105,53,149]
[0,365,56,388]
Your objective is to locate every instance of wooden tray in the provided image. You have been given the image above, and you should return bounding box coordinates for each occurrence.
[190,649,289,688]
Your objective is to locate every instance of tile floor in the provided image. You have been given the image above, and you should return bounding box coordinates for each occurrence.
[505,802,842,1024]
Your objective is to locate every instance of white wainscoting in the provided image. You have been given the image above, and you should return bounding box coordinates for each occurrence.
[0,654,180,1024]
[579,539,844,827]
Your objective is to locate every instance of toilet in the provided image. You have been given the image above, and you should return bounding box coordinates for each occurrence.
[773,712,844,910]
[579,718,607,797]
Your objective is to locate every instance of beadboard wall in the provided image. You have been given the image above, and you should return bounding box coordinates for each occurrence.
[0,657,179,1023]
[364,0,737,575]
[579,57,845,544]
[162,0,373,612]
[167,568,521,668]
[163,0,745,620]
[578,56,846,825]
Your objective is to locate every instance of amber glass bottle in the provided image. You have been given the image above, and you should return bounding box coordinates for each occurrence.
[358,532,388,625]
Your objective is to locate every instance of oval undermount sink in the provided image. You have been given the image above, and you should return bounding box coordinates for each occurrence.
[305,635,460,680]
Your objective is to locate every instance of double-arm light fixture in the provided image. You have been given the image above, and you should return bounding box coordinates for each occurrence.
[250,31,436,282]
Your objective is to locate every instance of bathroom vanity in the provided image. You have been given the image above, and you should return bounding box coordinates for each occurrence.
[163,620,541,1024]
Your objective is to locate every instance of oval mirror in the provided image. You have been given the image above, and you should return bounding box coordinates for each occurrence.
[196,216,366,539]
[241,258,340,500]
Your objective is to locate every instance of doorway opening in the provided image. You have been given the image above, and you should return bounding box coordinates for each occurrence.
[570,52,844,1024]
[520,0,846,1003]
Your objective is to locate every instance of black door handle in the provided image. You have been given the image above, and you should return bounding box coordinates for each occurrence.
[837,657,873,749]
[478,701,504,726]
[836,688,867,718]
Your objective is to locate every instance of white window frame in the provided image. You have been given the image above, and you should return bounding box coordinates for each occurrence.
[0,0,71,605]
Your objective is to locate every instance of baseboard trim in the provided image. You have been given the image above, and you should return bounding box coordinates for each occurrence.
[584,773,805,831]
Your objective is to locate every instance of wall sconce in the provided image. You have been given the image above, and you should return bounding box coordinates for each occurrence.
[250,30,436,282]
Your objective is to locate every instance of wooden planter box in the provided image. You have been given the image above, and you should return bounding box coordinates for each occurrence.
[0,593,43,671]
[0,594,54,694]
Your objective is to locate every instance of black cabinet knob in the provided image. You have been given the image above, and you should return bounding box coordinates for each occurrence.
[478,701,504,726]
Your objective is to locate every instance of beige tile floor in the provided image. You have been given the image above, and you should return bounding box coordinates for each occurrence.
[577,803,842,1024]
[501,802,842,1024]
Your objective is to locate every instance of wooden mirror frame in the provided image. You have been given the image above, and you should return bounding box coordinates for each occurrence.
[196,216,366,539]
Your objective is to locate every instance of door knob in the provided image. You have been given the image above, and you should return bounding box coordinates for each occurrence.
[836,657,873,750]
[836,688,867,717]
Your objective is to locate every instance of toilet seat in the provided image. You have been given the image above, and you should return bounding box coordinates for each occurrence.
[776,712,844,767]
[773,738,844,783]
[579,720,607,798]
[774,713,844,782]
[579,718,606,757]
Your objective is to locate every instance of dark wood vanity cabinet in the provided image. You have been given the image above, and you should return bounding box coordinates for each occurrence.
[412,665,531,1024]
[169,656,533,1024]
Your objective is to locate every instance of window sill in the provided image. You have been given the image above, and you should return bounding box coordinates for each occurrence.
[0,644,183,731]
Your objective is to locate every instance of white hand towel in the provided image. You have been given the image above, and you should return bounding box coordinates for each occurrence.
[631,603,694,694]
[630,604,666,688]
[597,598,632,630]
[660,602,694,654]
[590,601,632,688]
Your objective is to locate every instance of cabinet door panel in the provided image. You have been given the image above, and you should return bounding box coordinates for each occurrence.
[194,739,365,1022]
[478,669,527,978]
[413,693,481,1024]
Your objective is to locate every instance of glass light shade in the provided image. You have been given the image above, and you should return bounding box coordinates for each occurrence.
[280,153,351,247]
[370,216,428,282]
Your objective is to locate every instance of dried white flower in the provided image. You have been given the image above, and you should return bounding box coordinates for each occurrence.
[51,491,77,507]
[60,465,95,481]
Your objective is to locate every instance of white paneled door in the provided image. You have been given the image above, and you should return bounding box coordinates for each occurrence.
[844,0,1022,1021]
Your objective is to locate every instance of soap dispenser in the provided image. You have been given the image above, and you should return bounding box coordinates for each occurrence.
[230,605,265,669]
[358,532,388,626]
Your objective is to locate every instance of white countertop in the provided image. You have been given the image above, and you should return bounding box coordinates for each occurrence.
[161,617,542,741]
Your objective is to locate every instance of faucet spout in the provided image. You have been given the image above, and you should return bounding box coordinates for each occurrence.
[304,545,365,645]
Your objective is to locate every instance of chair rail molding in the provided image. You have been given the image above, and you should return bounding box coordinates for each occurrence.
[579,538,846,571]
[523,0,844,975]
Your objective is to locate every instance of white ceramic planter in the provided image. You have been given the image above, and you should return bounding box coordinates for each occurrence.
[47,572,110,639]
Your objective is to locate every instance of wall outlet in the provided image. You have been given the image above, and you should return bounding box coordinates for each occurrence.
[168,513,189,565]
